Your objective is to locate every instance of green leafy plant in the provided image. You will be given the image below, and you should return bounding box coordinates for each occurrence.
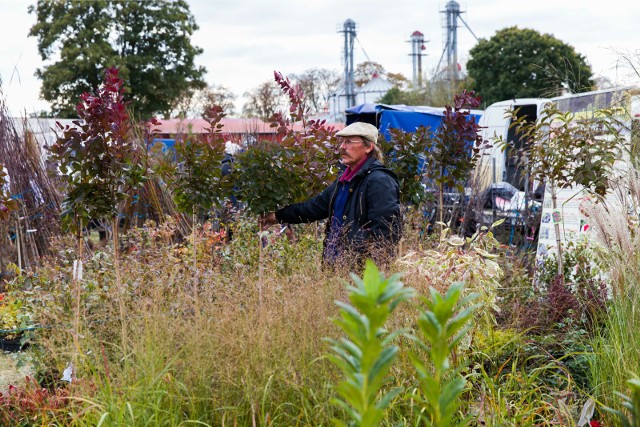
[327,260,415,427]
[379,127,430,206]
[234,71,339,215]
[425,90,487,225]
[0,292,32,340]
[154,105,228,217]
[604,377,640,427]
[408,282,478,426]
[234,141,308,215]
[507,103,624,281]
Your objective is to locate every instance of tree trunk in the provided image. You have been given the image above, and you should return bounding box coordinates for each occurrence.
[191,209,200,315]
[73,220,84,361]
[438,181,444,229]
[113,216,127,354]
[551,190,564,285]
[258,220,264,307]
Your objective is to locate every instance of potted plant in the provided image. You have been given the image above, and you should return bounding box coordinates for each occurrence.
[0,293,31,352]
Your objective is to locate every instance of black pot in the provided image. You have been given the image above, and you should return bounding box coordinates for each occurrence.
[0,335,25,352]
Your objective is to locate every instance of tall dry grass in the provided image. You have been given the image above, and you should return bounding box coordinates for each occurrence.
[581,169,640,419]
[27,219,357,425]
[11,211,586,425]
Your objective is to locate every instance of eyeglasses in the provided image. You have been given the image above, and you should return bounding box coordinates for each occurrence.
[339,137,365,145]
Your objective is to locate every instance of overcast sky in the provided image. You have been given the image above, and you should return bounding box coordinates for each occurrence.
[0,0,638,117]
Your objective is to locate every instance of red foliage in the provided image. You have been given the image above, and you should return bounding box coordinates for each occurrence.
[0,376,70,425]
[272,70,338,150]
[203,105,227,146]
[546,274,579,324]
[76,67,131,148]
[427,90,488,192]
[49,67,147,226]
[271,71,340,194]
[440,89,485,157]
[143,117,162,146]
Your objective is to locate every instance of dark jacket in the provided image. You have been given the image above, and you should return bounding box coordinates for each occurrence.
[221,153,234,177]
[275,156,401,260]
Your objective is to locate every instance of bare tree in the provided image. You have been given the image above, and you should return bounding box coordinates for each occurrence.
[288,68,340,114]
[242,80,285,121]
[172,84,237,118]
[354,61,409,90]
[386,72,410,90]
[355,61,386,87]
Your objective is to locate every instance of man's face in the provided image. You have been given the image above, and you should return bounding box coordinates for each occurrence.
[339,136,373,168]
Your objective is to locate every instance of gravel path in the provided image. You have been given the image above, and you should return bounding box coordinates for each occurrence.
[0,352,33,392]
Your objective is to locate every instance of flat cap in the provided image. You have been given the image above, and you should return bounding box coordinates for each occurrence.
[335,122,378,144]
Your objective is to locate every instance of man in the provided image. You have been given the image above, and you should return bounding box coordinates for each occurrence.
[261,122,401,266]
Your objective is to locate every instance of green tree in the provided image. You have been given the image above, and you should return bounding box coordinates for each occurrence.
[506,103,623,283]
[29,0,206,119]
[379,78,470,107]
[467,26,594,106]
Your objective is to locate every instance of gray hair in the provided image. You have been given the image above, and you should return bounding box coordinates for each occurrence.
[362,138,384,164]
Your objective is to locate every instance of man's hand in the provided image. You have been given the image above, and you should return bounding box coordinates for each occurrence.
[259,212,278,230]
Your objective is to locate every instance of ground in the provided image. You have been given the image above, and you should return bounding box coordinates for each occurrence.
[0,352,32,392]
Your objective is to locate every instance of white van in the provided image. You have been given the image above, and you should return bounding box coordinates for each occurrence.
[476,88,640,194]
[475,98,550,193]
[474,88,640,256]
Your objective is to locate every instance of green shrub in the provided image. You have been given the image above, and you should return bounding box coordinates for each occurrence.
[327,260,415,427]
[409,282,478,426]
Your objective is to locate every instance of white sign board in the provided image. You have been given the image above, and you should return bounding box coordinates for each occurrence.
[536,186,593,259]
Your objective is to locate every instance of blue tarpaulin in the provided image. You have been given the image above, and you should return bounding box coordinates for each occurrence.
[345,103,483,140]
[379,110,444,140]
[151,138,176,151]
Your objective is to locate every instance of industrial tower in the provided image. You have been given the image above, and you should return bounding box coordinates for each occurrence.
[409,31,427,87]
[436,0,478,81]
[338,19,357,108]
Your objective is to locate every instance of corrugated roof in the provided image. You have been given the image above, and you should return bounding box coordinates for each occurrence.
[158,118,275,135]
[157,117,344,135]
[359,76,394,94]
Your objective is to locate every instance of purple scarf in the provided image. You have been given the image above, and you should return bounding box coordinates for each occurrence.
[339,155,370,183]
